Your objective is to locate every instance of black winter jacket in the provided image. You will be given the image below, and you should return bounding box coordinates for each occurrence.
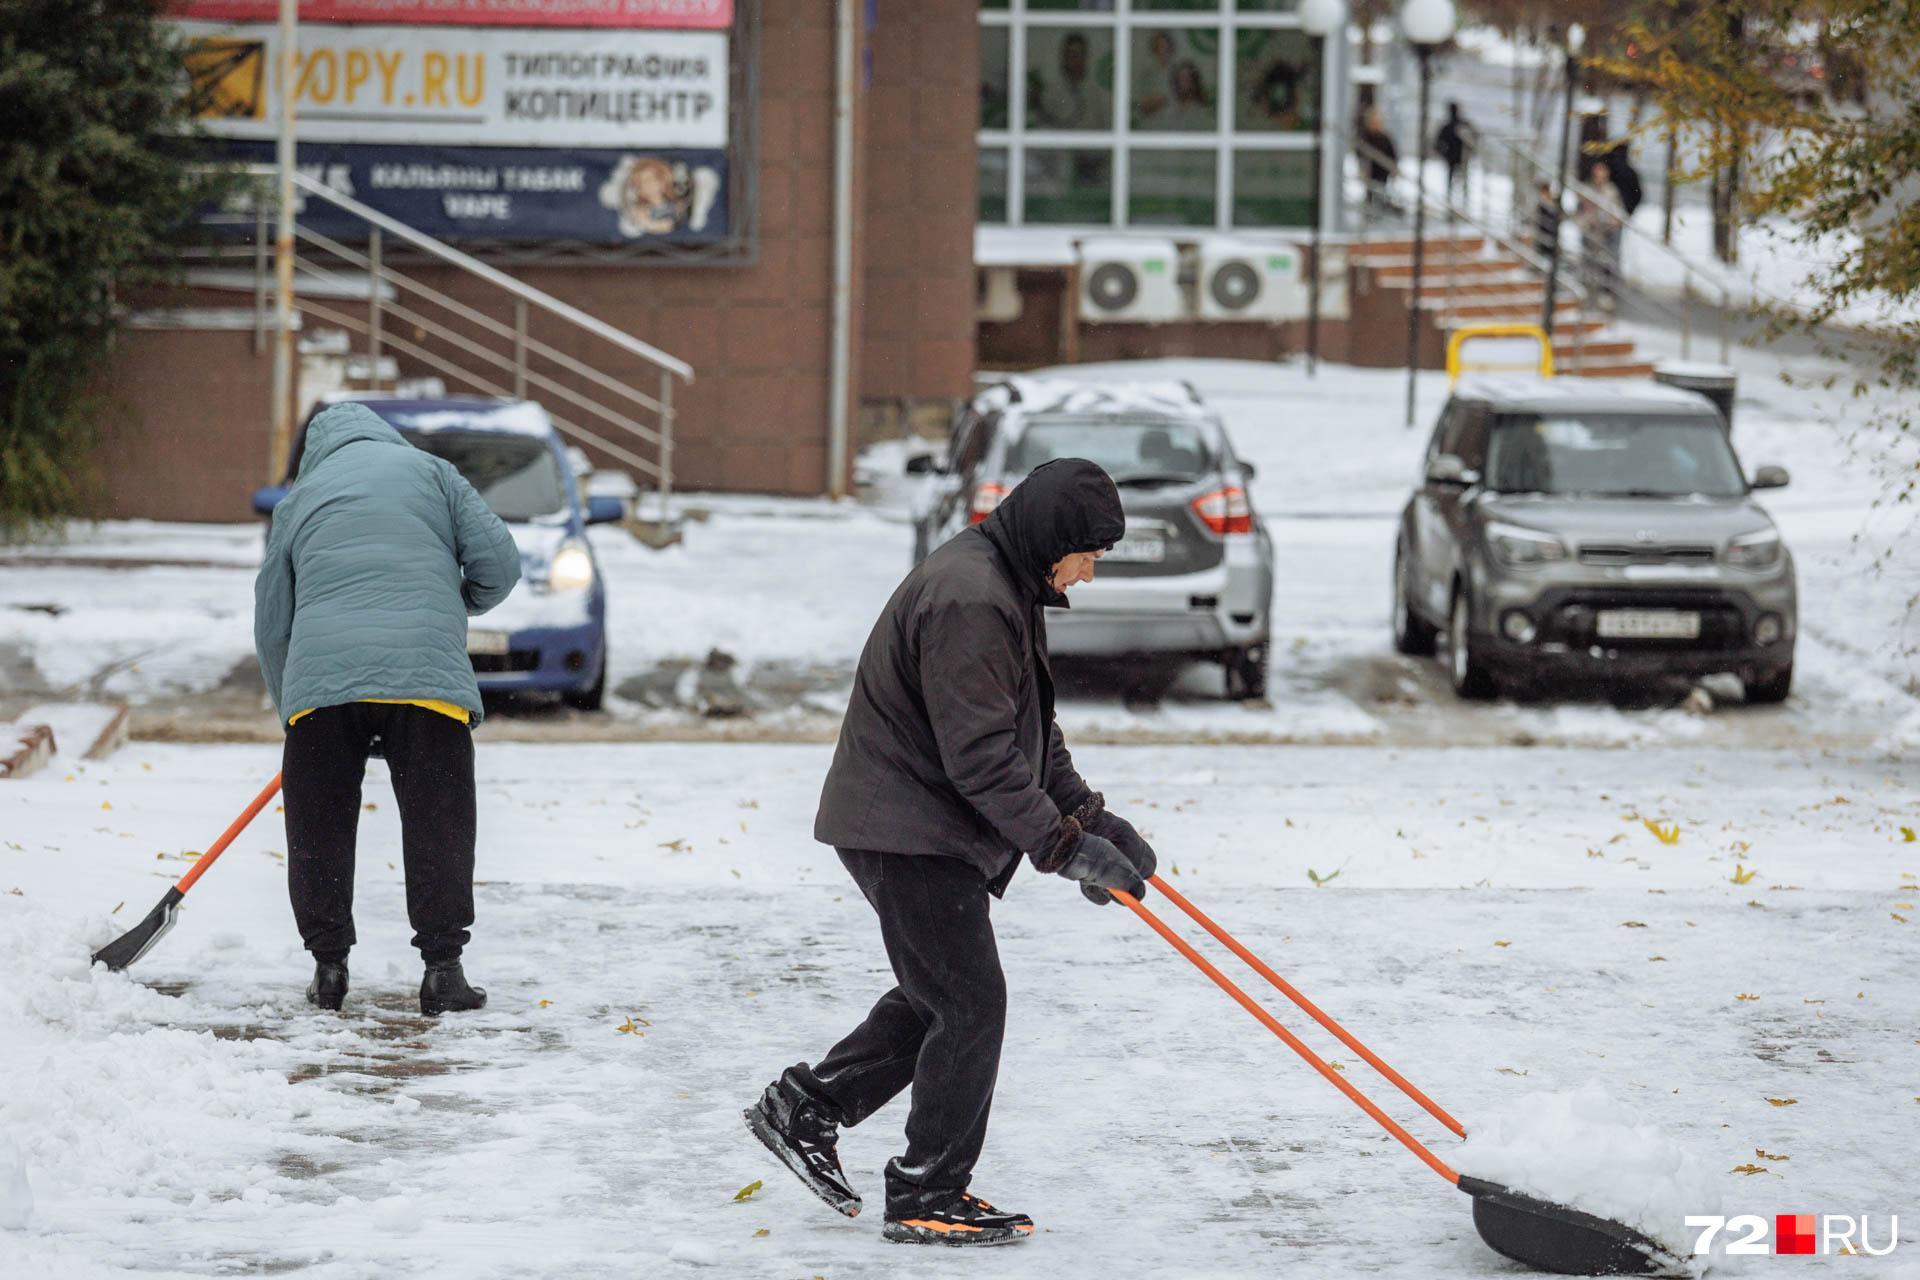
[814,459,1126,891]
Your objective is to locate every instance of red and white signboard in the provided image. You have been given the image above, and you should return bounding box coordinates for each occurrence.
[170,0,732,30]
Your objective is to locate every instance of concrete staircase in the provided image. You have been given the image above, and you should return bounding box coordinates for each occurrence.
[1347,236,1656,379]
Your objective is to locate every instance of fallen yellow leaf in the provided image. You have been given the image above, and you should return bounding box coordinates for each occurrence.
[1643,819,1681,845]
[733,1180,763,1201]
[1621,921,1648,928]
[753,1227,769,1237]
[537,998,552,1008]
[1648,955,1667,962]
[1493,940,1511,948]
[1731,1163,1769,1175]
[100,801,112,810]
[1765,1097,1798,1107]
[1756,1149,1790,1162]
[1900,826,1916,843]
[1731,863,1759,885]
[1736,993,1760,1001]
[1893,913,1909,924]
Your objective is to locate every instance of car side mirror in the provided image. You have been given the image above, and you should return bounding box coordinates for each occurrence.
[1426,454,1480,488]
[904,453,943,476]
[1750,464,1790,490]
[1238,460,1258,481]
[251,485,288,516]
[585,495,626,526]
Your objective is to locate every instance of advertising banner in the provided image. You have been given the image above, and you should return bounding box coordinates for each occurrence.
[180,21,728,149]
[216,139,730,243]
[170,0,733,30]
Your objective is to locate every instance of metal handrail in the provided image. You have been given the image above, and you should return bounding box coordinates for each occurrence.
[220,164,689,517]
[256,167,695,382]
[1342,128,1602,373]
[1478,132,1732,362]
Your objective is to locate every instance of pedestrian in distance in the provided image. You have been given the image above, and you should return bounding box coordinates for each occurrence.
[1576,159,1625,309]
[254,402,521,1016]
[1434,100,1475,202]
[1534,180,1562,261]
[744,458,1155,1248]
[1359,107,1399,219]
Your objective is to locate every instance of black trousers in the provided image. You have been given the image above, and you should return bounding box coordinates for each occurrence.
[794,849,1007,1214]
[282,702,477,964]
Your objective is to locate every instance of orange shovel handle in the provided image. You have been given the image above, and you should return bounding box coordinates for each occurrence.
[174,774,283,895]
[1147,874,1466,1139]
[1113,888,1460,1186]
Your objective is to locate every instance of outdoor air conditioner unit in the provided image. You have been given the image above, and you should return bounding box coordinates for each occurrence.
[1196,238,1309,323]
[977,267,1024,323]
[1078,237,1185,324]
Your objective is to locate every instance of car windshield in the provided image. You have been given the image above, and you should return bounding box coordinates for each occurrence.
[1006,418,1213,483]
[400,428,568,521]
[1484,413,1745,498]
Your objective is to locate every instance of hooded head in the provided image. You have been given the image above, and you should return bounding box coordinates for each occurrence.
[977,458,1126,606]
[290,402,411,480]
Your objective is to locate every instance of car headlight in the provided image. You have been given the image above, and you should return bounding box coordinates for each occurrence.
[548,539,595,592]
[1486,521,1569,569]
[1724,529,1782,570]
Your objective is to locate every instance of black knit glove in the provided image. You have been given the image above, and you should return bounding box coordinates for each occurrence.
[1086,808,1157,881]
[1057,830,1147,906]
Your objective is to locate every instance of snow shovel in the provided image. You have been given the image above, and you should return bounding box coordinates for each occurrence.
[1114,875,1684,1276]
[91,775,283,972]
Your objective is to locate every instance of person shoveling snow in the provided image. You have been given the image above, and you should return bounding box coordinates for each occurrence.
[744,459,1154,1247]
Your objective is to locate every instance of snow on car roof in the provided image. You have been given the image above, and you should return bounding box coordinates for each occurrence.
[979,375,1210,421]
[335,396,557,438]
[1452,375,1720,415]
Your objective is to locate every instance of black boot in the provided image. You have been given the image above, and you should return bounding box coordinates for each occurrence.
[883,1191,1033,1247]
[306,959,348,1011]
[743,1067,862,1217]
[419,959,487,1015]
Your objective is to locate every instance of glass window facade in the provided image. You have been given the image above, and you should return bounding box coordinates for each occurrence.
[980,1,1324,229]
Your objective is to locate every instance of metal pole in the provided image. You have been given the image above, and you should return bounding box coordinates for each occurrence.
[367,227,383,391]
[512,296,528,399]
[1680,273,1693,360]
[1404,47,1433,429]
[268,0,298,481]
[825,0,856,498]
[1306,31,1324,378]
[1539,44,1576,341]
[1718,287,1730,364]
[658,369,674,522]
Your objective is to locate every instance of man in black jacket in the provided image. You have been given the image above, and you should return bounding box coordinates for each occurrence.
[745,458,1157,1247]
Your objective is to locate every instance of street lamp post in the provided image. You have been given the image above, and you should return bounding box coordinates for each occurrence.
[1540,23,1585,341]
[1299,0,1346,379]
[1401,0,1456,428]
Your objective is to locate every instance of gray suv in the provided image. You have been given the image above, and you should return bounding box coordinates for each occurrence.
[909,376,1275,698]
[1393,377,1797,702]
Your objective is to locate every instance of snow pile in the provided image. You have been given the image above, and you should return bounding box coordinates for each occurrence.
[0,902,354,1222]
[1457,1083,1721,1261]
[0,1138,31,1230]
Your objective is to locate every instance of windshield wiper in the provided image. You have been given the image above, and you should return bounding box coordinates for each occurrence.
[1111,472,1201,487]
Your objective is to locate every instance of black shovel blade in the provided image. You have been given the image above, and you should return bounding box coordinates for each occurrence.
[90,888,183,972]
[1458,1175,1688,1277]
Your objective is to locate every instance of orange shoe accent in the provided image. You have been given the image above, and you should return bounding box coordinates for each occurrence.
[900,1219,983,1234]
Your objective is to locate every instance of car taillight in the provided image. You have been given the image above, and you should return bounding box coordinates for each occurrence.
[970,482,1009,523]
[1192,485,1252,536]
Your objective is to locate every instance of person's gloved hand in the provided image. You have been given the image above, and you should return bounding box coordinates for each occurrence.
[1086,808,1157,881]
[1057,830,1147,906]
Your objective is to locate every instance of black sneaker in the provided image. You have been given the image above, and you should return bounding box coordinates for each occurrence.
[306,960,348,1011]
[419,959,487,1016]
[743,1068,861,1217]
[883,1192,1034,1246]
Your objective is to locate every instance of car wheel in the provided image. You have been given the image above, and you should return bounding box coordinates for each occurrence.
[1745,661,1792,704]
[564,654,607,712]
[1448,587,1496,700]
[1225,644,1269,702]
[1392,545,1438,657]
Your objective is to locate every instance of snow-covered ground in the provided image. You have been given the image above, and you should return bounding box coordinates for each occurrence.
[3,739,1917,1277]
[4,357,1915,749]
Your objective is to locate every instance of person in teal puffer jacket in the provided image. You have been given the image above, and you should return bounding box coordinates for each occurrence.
[254,401,521,1016]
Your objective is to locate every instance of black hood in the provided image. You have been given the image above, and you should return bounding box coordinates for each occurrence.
[978,458,1126,606]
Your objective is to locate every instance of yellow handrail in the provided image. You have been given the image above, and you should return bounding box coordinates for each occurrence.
[1446,323,1553,385]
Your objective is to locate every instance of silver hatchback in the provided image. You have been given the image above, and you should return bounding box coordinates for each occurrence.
[1393,377,1798,701]
[909,376,1276,699]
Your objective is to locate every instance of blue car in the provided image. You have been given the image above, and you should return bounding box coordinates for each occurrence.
[253,395,622,710]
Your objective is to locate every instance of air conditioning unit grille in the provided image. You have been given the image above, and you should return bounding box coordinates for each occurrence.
[1087,262,1140,312]
[1209,261,1262,311]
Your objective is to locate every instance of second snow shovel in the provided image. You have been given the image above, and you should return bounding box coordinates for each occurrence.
[91,775,283,972]
[1115,875,1684,1276]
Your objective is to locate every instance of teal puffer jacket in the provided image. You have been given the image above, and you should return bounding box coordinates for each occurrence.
[253,403,521,727]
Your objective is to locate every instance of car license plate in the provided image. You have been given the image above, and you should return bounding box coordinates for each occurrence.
[1106,534,1166,564]
[1595,609,1700,640]
[466,629,510,656]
